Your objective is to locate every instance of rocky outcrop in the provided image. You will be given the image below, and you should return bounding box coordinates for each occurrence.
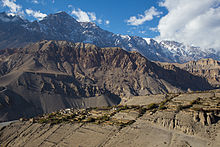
[181,58,220,87]
[140,91,220,139]
[158,58,220,87]
[144,110,219,137]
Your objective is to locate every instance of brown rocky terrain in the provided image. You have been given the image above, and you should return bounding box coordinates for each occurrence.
[157,58,220,88]
[0,40,214,122]
[181,58,220,87]
[0,90,220,147]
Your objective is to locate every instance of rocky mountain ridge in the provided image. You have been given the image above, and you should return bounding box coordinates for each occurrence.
[0,11,219,63]
[0,40,214,122]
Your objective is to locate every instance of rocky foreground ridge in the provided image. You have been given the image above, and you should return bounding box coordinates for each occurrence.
[0,40,214,122]
[0,90,220,147]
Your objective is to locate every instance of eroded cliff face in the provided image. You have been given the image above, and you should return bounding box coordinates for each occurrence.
[158,58,220,88]
[182,58,220,87]
[1,40,213,94]
[0,40,214,121]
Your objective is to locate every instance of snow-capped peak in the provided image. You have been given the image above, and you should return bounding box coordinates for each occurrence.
[0,11,219,63]
[158,40,219,63]
[120,35,131,40]
[143,38,152,44]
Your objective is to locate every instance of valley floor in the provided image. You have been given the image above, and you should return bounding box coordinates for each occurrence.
[1,118,219,147]
[1,91,220,147]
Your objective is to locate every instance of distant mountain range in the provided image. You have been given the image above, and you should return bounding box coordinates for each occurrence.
[0,11,219,63]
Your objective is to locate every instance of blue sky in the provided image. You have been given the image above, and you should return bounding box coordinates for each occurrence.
[0,0,168,38]
[1,0,220,50]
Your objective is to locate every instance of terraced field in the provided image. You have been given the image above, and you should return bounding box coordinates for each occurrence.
[1,91,220,147]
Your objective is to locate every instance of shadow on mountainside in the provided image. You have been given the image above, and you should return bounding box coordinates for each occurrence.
[152,62,214,91]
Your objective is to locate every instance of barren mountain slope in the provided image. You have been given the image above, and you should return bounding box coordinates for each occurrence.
[0,40,213,121]
[157,58,220,87]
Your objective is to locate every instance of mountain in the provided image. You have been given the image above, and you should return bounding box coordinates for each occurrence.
[159,40,219,63]
[0,40,214,122]
[173,58,220,87]
[0,11,219,63]
[157,58,220,88]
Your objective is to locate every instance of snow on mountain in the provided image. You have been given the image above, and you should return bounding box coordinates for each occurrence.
[159,41,219,63]
[0,11,219,63]
[143,38,151,44]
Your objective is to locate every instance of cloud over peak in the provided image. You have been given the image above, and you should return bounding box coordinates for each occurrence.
[71,8,96,22]
[127,7,162,26]
[71,8,108,25]
[26,9,47,20]
[157,0,220,50]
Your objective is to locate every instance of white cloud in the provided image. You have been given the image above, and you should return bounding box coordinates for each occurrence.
[68,4,73,8]
[2,0,22,14]
[71,8,94,22]
[149,27,158,32]
[157,0,220,50]
[127,7,162,26]
[26,9,47,20]
[97,19,102,24]
[32,0,38,4]
[71,8,105,24]
[139,31,146,34]
[105,20,110,25]
[88,12,96,21]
